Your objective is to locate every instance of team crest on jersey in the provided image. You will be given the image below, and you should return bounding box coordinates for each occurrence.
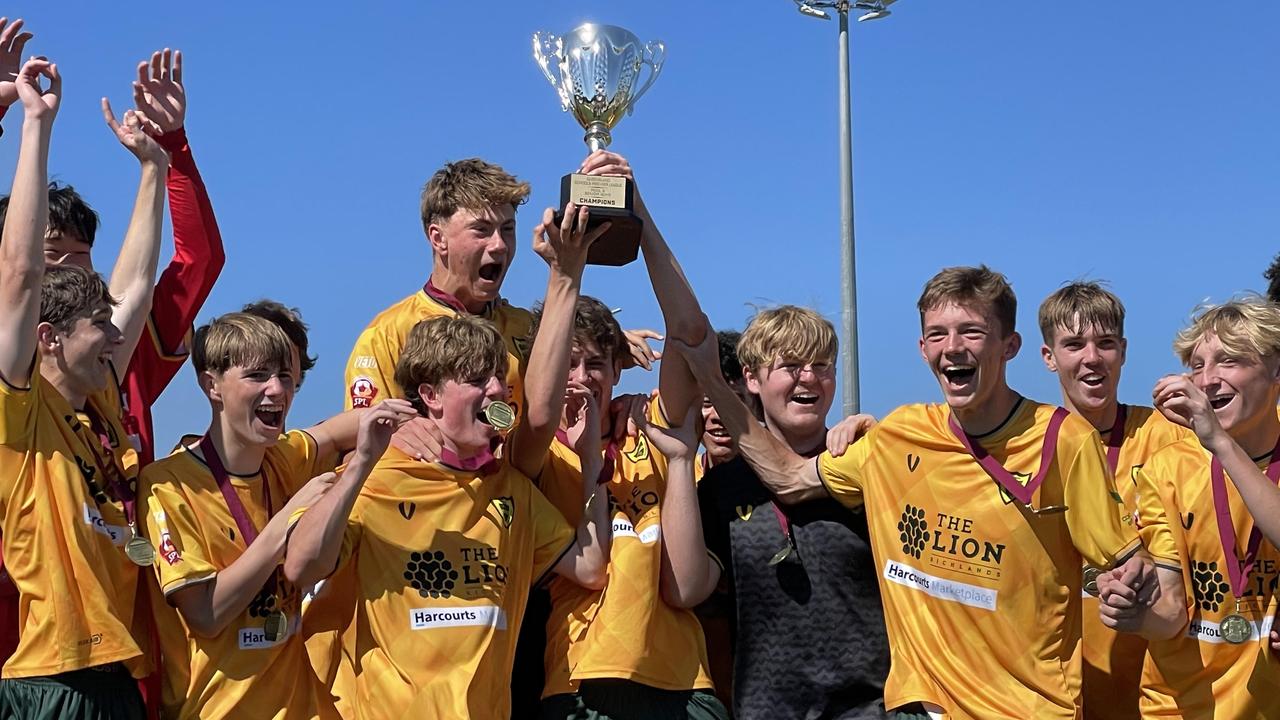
[624,435,650,464]
[736,504,753,522]
[349,376,378,408]
[491,496,514,528]
[996,471,1033,505]
[511,335,531,362]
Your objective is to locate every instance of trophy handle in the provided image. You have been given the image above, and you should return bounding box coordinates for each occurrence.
[532,31,572,111]
[626,40,665,116]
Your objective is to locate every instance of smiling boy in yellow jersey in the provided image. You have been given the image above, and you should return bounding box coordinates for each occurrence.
[137,312,414,720]
[1037,282,1189,720]
[286,203,613,719]
[0,59,159,719]
[676,266,1156,720]
[1097,298,1280,719]
[343,160,532,424]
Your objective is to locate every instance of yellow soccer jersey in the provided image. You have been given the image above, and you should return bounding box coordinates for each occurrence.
[325,448,573,720]
[817,400,1138,719]
[1135,438,1280,719]
[1080,405,1189,720]
[539,397,715,696]
[343,288,531,414]
[0,372,146,678]
[139,430,335,720]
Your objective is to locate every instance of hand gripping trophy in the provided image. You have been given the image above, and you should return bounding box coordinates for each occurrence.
[533,23,664,265]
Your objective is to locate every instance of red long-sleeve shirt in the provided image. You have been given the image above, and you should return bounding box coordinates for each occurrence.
[0,128,224,670]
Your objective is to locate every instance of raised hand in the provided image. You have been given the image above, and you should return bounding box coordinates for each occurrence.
[15,56,58,121]
[533,202,610,278]
[132,48,185,134]
[580,150,633,180]
[355,399,418,464]
[102,98,167,166]
[621,328,663,371]
[0,18,34,108]
[607,392,653,444]
[1152,373,1224,448]
[565,382,602,462]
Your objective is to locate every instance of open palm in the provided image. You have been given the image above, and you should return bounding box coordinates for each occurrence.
[132,48,185,133]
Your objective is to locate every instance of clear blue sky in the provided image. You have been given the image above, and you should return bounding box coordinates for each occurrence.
[5,1,1278,451]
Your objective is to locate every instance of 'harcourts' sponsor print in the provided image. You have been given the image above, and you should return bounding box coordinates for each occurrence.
[883,559,998,611]
[408,604,506,630]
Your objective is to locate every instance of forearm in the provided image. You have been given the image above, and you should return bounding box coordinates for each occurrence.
[1210,435,1280,547]
[659,454,719,608]
[152,130,225,352]
[512,271,581,477]
[694,361,825,504]
[638,208,706,419]
[185,518,288,636]
[308,410,365,459]
[283,456,371,587]
[108,160,167,365]
[555,457,611,589]
[0,119,52,385]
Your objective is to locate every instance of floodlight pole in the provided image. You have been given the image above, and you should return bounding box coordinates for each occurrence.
[836,2,860,417]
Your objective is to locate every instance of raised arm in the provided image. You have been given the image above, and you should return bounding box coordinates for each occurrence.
[670,325,829,504]
[285,402,403,588]
[1154,373,1280,547]
[102,93,169,369]
[640,402,720,608]
[551,386,610,589]
[0,58,59,387]
[509,203,607,479]
[581,151,707,421]
[128,48,226,401]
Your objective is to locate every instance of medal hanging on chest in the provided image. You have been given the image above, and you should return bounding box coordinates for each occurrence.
[200,436,290,642]
[263,606,289,643]
[767,504,798,566]
[1209,438,1280,645]
[76,408,153,566]
[947,404,1071,515]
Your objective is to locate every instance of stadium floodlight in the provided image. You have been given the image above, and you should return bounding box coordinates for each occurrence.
[796,3,832,19]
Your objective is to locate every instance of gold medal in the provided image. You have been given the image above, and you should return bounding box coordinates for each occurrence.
[124,527,155,567]
[263,609,288,642]
[1219,613,1251,644]
[768,545,792,566]
[482,401,515,431]
[1082,566,1101,596]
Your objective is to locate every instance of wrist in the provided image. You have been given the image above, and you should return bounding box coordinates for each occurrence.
[156,127,188,152]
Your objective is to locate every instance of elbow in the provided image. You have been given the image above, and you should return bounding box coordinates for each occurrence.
[579,569,608,592]
[282,554,320,589]
[659,579,711,610]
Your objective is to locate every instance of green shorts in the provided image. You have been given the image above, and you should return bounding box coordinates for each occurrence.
[0,663,144,720]
[540,679,728,720]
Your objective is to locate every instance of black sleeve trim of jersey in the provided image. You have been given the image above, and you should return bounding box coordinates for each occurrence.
[1153,560,1182,573]
[813,456,841,501]
[533,537,577,589]
[0,355,36,392]
[162,572,216,598]
[1109,538,1143,568]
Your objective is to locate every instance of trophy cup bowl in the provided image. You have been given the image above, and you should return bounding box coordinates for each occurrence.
[533,23,665,265]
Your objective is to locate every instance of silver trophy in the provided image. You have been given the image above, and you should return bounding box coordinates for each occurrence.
[532,24,665,265]
[533,24,665,152]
